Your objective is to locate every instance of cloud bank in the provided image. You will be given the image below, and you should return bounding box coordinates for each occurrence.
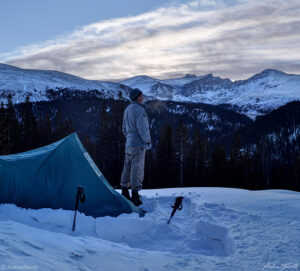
[1,0,300,80]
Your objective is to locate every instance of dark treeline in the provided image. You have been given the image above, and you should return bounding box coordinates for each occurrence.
[0,95,299,192]
[0,94,74,154]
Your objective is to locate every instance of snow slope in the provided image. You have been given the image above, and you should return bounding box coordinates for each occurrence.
[0,188,299,271]
[0,63,130,103]
[230,70,300,118]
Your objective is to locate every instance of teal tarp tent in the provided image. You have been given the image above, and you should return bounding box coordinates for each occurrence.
[0,133,142,217]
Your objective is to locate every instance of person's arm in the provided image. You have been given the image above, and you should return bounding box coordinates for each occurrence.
[136,109,151,147]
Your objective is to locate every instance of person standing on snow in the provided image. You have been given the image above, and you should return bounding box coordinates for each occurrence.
[120,88,151,206]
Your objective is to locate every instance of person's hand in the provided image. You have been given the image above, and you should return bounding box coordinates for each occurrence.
[145,143,152,150]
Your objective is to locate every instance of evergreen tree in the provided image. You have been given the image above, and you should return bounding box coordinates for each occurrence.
[0,102,9,154]
[144,149,154,189]
[95,98,126,187]
[187,129,207,186]
[80,133,94,157]
[290,150,300,191]
[5,94,21,153]
[111,94,126,184]
[63,116,74,136]
[248,146,265,190]
[95,100,111,173]
[241,148,252,189]
[229,134,244,188]
[155,124,176,188]
[209,145,229,187]
[54,107,64,140]
[37,110,54,146]
[174,119,189,187]
[44,110,54,143]
[257,137,271,189]
[20,95,39,151]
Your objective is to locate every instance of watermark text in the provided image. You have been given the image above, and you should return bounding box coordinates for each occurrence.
[1,264,38,270]
[263,263,298,270]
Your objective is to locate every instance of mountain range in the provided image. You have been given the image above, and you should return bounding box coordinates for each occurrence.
[1,63,299,191]
[0,63,299,118]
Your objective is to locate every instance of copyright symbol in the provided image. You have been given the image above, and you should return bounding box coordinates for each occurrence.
[1,265,6,270]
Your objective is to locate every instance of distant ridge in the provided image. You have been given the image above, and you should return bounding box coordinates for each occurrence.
[0,63,299,118]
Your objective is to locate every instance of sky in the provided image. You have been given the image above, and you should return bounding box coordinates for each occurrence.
[0,0,300,81]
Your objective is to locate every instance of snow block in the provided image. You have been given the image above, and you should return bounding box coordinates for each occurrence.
[195,220,235,256]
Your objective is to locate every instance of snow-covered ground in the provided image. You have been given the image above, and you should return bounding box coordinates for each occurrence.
[0,187,299,271]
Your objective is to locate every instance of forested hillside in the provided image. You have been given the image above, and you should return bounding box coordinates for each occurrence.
[0,93,299,191]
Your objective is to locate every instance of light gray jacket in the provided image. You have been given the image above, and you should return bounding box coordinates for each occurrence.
[122,102,151,148]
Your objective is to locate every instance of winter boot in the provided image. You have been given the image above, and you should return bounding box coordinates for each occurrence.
[122,188,131,201]
[131,191,143,206]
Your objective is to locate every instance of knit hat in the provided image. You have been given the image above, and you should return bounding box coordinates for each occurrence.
[130,88,143,101]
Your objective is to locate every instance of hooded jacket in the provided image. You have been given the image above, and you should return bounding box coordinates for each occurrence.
[122,102,151,148]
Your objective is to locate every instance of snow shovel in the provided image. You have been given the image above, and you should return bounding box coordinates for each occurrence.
[167,196,184,224]
[72,185,86,232]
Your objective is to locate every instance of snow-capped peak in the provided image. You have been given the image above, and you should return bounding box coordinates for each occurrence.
[0,64,299,118]
[120,69,300,118]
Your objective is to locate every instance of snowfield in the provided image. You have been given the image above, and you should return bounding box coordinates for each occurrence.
[0,187,299,271]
